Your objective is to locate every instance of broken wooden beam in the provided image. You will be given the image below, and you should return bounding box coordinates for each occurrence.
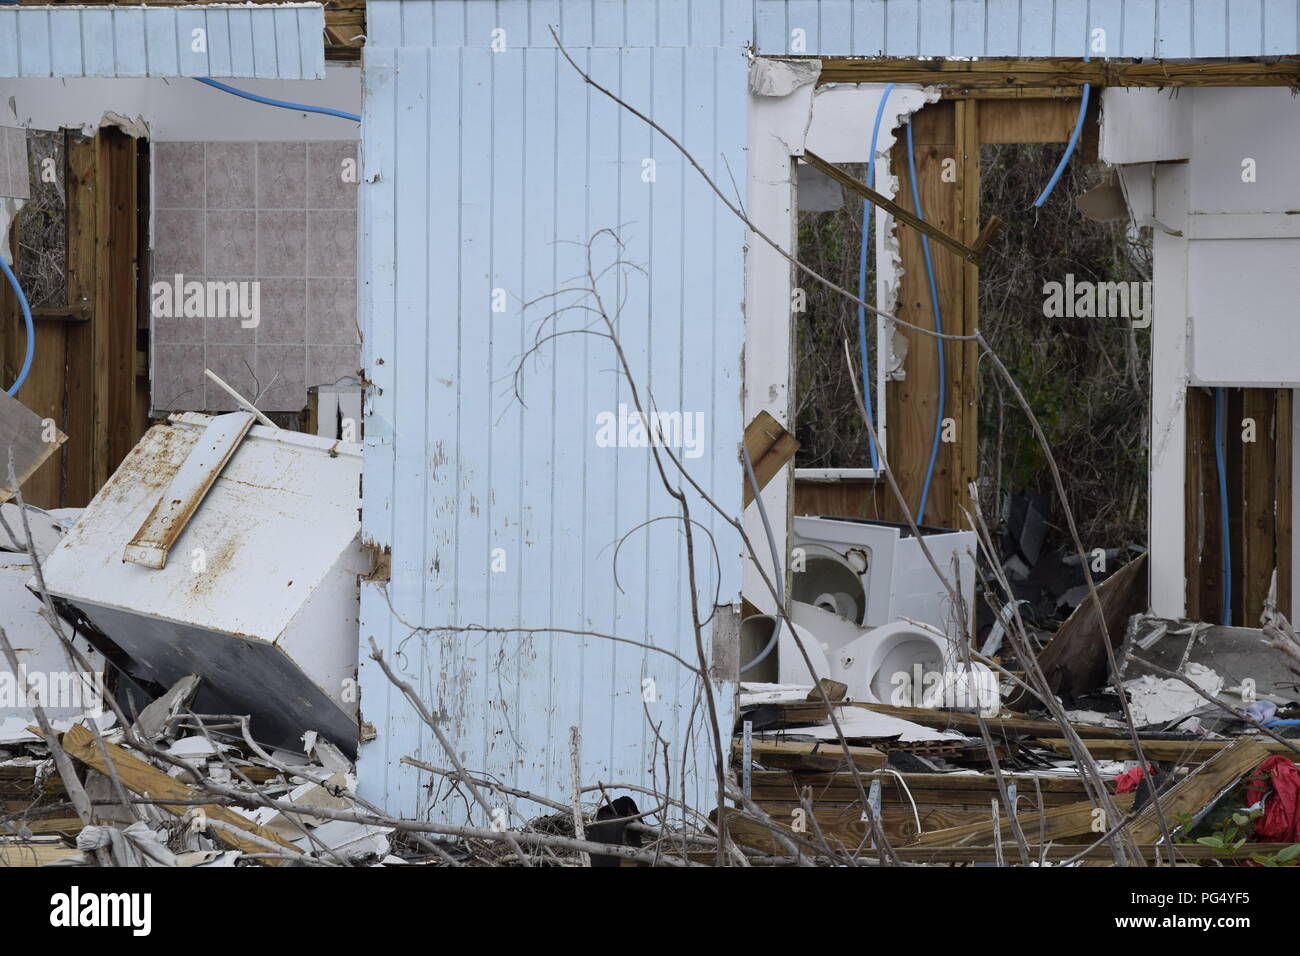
[802,149,991,265]
[61,723,300,864]
[742,410,799,508]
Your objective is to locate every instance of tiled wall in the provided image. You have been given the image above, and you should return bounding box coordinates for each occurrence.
[151,141,359,412]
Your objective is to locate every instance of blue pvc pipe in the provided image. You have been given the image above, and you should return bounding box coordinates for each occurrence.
[1034,50,1092,208]
[904,121,944,526]
[193,77,361,123]
[857,83,895,472]
[0,255,34,396]
[1215,387,1232,626]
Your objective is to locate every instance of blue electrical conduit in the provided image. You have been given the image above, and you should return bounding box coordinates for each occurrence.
[857,83,895,472]
[904,121,944,526]
[193,78,361,123]
[0,256,34,396]
[1215,387,1232,626]
[1034,54,1091,208]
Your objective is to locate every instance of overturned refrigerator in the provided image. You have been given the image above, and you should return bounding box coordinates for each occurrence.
[39,412,366,756]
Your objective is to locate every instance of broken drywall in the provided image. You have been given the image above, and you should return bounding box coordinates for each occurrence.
[801,82,941,383]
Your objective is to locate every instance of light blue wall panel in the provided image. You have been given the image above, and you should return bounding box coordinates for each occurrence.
[360,1,746,822]
[0,4,325,78]
[751,0,1300,55]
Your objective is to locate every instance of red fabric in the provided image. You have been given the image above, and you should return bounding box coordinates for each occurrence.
[1115,764,1157,794]
[1245,756,1300,843]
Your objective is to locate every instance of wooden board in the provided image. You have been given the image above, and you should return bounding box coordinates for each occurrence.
[735,738,885,772]
[913,791,1135,847]
[816,58,1300,90]
[61,723,300,864]
[742,409,799,508]
[1128,738,1272,843]
[0,388,66,501]
[1037,736,1296,764]
[1006,553,1148,710]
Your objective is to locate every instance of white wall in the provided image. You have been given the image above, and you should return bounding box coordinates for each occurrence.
[0,65,360,141]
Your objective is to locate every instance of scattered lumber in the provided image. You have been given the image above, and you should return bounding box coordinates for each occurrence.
[1128,738,1272,843]
[912,792,1135,847]
[61,723,300,864]
[734,738,885,772]
[1035,736,1299,763]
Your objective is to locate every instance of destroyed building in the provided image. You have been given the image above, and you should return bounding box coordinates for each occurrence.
[0,0,1298,879]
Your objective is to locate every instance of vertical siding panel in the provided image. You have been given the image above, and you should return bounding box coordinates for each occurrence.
[608,45,654,784]
[496,0,531,50]
[952,0,988,54]
[204,10,233,77]
[1123,0,1158,55]
[982,0,1018,52]
[487,48,527,788]
[80,10,114,76]
[1193,0,1229,55]
[852,0,888,53]
[390,43,432,799]
[819,0,854,54]
[298,7,326,77]
[680,45,724,803]
[583,46,623,778]
[403,0,435,46]
[754,0,789,52]
[787,0,822,51]
[18,9,52,77]
[367,2,403,46]
[176,9,209,78]
[420,46,464,809]
[114,8,148,77]
[433,0,467,46]
[560,0,596,47]
[145,10,180,77]
[885,0,921,54]
[271,7,302,78]
[357,45,404,813]
[456,48,494,793]
[49,10,83,78]
[251,8,279,77]
[1157,0,1195,54]
[722,0,752,47]
[646,44,687,782]
[0,10,18,78]
[1228,0,1265,53]
[659,0,689,46]
[516,45,559,800]
[549,46,592,802]
[228,9,256,77]
[919,0,954,53]
[1264,0,1297,53]
[1088,0,1124,56]
[593,0,625,45]
[626,0,657,45]
[690,0,724,46]
[1053,0,1088,55]
[528,0,563,47]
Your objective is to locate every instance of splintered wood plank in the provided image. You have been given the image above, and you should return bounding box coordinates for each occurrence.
[1037,736,1293,764]
[1128,738,1273,843]
[0,388,66,501]
[61,723,299,863]
[0,842,85,866]
[734,738,885,772]
[742,409,799,508]
[913,792,1135,846]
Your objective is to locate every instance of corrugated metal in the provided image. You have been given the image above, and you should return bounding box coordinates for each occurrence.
[0,4,325,78]
[753,0,1300,57]
[359,0,746,822]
